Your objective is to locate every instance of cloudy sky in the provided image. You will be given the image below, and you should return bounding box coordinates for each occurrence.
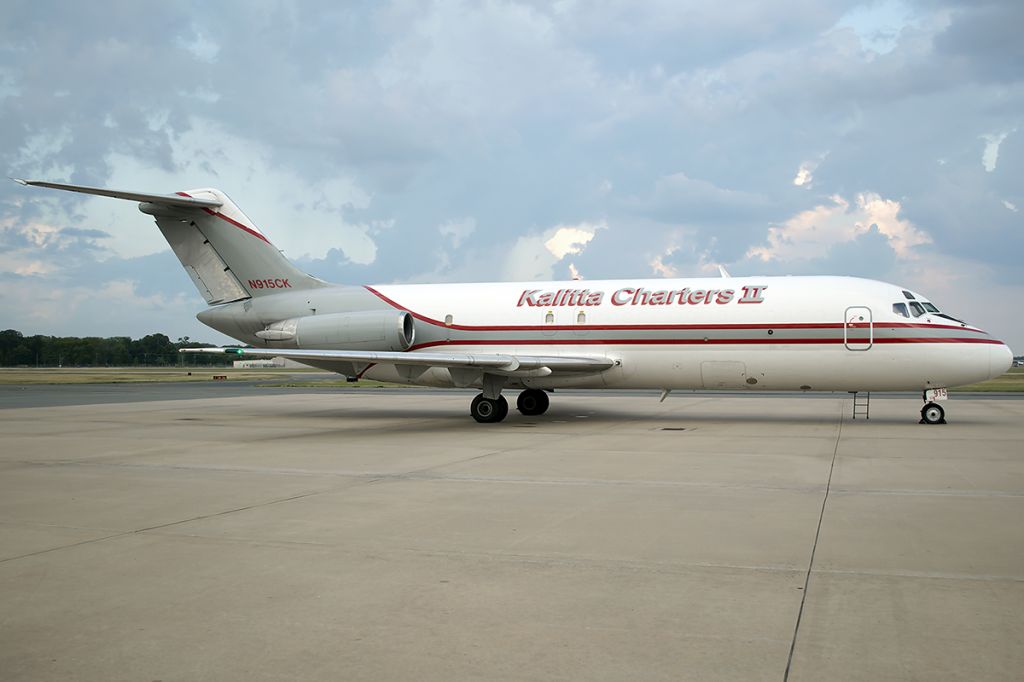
[1,0,1021,351]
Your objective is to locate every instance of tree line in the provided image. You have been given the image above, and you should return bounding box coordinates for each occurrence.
[0,329,235,367]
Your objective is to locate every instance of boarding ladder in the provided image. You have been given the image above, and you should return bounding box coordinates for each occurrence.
[851,391,870,420]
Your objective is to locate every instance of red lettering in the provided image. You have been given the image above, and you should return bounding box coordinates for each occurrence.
[518,290,540,307]
[739,286,767,304]
[247,278,292,291]
[611,288,634,306]
[632,288,651,305]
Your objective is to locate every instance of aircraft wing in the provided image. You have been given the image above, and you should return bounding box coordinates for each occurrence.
[181,347,614,375]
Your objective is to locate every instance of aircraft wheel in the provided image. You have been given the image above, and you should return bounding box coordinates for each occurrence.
[471,394,508,423]
[516,389,550,416]
[920,402,946,425]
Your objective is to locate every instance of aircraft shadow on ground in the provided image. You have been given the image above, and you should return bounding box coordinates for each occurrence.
[243,403,941,435]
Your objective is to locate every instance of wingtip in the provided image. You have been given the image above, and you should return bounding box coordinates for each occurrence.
[11,177,29,186]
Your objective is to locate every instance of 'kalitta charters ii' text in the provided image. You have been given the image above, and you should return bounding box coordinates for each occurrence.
[516,286,767,308]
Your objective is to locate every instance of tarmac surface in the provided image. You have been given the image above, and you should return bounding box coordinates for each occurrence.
[1,386,1022,681]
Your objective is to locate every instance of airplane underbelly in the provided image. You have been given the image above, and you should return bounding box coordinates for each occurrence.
[362,340,994,393]
[600,342,993,391]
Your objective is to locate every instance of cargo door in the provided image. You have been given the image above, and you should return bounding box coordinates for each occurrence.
[844,306,873,351]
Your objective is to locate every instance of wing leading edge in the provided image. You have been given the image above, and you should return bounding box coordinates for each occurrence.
[181,346,613,375]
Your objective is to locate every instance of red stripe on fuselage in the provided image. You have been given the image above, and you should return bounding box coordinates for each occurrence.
[405,337,1004,351]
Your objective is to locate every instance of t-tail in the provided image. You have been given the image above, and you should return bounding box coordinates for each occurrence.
[13,179,328,304]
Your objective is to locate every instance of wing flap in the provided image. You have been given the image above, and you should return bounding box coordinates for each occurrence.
[181,347,613,374]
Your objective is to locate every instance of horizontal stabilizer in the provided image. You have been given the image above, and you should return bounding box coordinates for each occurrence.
[13,179,222,209]
[181,347,614,374]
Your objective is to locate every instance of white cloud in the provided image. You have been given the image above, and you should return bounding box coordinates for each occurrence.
[176,29,220,63]
[834,0,916,55]
[0,277,210,340]
[899,253,1024,354]
[981,131,1010,172]
[438,217,475,248]
[793,166,813,187]
[544,223,599,259]
[1003,200,1018,213]
[650,251,678,278]
[13,126,73,177]
[0,216,107,276]
[748,192,931,262]
[793,154,827,188]
[502,221,604,280]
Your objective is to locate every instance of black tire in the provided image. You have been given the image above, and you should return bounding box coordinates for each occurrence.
[920,402,945,425]
[471,394,508,423]
[516,389,550,416]
[495,395,509,421]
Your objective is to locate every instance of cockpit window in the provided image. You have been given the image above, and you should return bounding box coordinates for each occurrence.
[908,301,926,317]
[902,290,915,300]
[921,302,939,313]
[892,302,909,318]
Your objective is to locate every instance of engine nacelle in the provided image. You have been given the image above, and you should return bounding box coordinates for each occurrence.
[255,310,415,351]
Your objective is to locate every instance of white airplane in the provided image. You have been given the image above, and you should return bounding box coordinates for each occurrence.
[17,179,1012,424]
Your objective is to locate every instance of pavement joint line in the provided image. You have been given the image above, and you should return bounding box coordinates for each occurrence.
[0,519,123,532]
[0,485,352,566]
[0,531,130,565]
[4,515,1020,584]
[783,400,844,682]
[828,487,1024,498]
[813,568,1024,583]
[113,530,812,576]
[9,458,835,493]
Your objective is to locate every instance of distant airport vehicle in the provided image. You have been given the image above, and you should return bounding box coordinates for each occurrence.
[17,179,1012,424]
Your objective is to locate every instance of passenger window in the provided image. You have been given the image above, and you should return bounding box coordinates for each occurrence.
[545,311,554,324]
[577,311,586,324]
[892,303,909,318]
[909,302,925,317]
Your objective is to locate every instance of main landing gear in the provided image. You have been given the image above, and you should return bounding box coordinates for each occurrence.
[470,389,550,423]
[516,389,550,416]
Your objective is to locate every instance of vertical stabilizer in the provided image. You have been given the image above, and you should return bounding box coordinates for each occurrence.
[147,188,328,303]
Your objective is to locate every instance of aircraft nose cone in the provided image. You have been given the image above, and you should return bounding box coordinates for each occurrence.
[989,343,1013,380]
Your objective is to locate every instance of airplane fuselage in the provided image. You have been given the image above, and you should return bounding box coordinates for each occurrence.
[198,275,1011,393]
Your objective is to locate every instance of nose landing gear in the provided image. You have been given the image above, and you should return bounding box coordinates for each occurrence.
[920,402,946,425]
